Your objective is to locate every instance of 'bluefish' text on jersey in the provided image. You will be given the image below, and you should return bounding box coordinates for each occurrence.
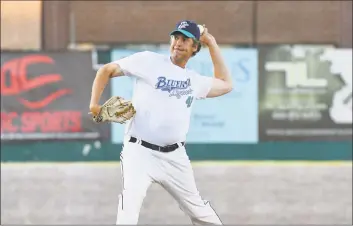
[155,76,193,99]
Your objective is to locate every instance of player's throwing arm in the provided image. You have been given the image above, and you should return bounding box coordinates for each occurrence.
[199,25,233,98]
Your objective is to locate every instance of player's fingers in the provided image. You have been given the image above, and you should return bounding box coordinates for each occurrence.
[203,28,209,36]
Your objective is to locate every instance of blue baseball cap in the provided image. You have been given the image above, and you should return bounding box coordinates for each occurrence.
[169,20,201,41]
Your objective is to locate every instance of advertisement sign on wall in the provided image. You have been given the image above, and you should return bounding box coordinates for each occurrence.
[1,51,111,141]
[110,46,258,144]
[258,45,352,141]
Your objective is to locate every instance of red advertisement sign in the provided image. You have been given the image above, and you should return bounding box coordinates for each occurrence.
[1,51,111,141]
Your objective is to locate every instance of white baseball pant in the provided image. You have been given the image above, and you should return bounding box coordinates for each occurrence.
[115,136,223,225]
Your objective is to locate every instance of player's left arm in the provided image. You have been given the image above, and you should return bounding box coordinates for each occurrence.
[200,28,233,98]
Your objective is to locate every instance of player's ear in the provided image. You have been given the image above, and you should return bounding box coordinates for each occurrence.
[191,41,201,57]
[191,40,197,51]
[192,44,197,52]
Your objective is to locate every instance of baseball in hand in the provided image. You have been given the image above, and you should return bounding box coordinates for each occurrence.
[198,24,205,35]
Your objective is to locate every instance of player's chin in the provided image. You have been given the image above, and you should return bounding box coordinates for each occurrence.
[172,50,186,59]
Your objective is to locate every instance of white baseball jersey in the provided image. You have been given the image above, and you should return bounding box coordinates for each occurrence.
[113,51,213,146]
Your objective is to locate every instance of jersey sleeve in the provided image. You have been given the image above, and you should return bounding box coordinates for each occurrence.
[112,51,151,79]
[193,73,213,100]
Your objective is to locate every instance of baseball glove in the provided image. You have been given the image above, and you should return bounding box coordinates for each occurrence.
[91,96,136,124]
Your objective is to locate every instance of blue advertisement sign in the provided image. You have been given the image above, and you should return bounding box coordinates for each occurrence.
[110,46,258,144]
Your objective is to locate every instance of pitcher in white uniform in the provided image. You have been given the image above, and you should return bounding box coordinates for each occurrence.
[89,20,233,225]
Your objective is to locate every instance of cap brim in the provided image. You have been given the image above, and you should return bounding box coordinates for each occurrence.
[170,29,196,39]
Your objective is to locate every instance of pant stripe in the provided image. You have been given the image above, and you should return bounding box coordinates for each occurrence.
[206,200,223,224]
[120,148,125,210]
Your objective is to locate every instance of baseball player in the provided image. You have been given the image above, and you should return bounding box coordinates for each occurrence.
[89,20,232,225]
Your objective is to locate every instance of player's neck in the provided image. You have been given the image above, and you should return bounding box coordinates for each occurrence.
[170,56,188,69]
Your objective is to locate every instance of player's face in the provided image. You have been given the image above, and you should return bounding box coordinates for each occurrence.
[170,34,198,60]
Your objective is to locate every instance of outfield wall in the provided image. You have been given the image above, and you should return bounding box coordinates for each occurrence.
[1,141,352,162]
[1,46,352,162]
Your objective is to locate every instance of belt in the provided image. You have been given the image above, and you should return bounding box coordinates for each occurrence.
[129,136,185,153]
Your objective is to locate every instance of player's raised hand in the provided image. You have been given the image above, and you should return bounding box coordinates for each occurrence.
[199,25,216,46]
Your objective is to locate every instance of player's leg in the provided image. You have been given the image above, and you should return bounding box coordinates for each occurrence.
[159,148,223,225]
[116,142,153,225]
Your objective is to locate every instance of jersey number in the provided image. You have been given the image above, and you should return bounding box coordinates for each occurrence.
[186,96,194,108]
